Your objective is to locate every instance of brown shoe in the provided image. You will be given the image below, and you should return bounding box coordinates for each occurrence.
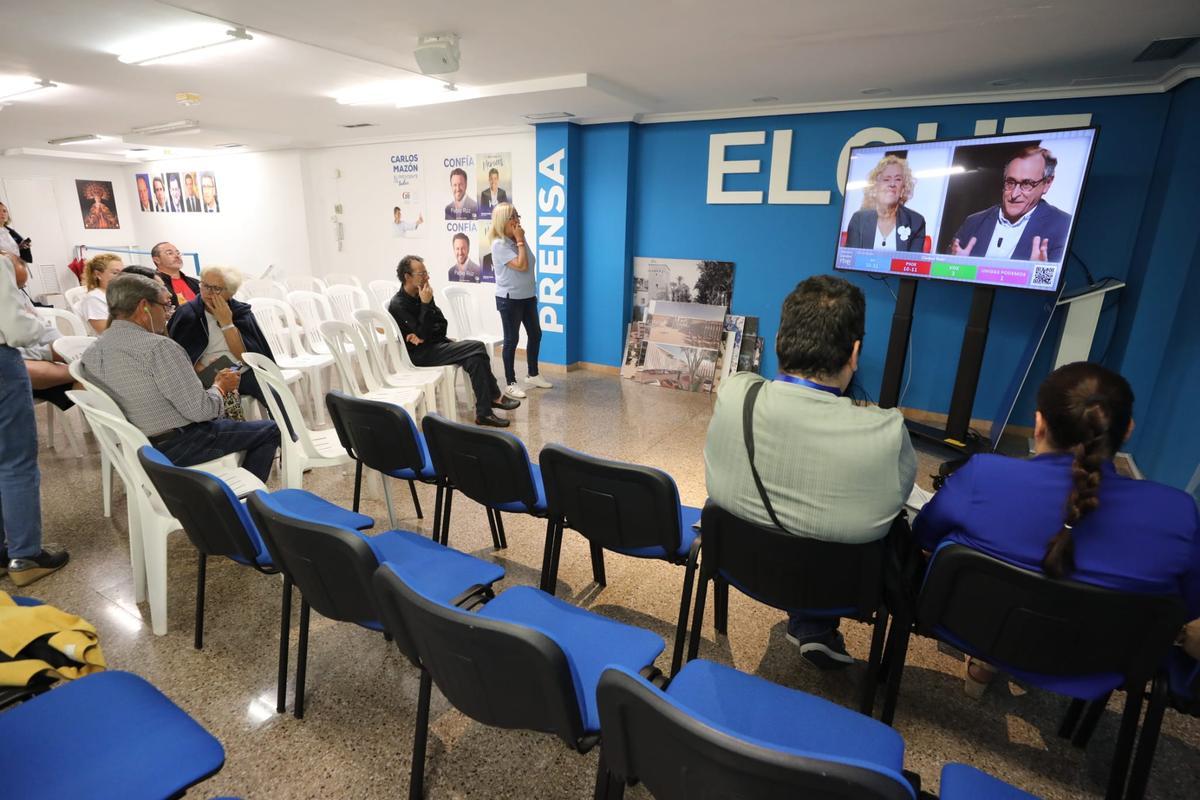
[8,548,69,587]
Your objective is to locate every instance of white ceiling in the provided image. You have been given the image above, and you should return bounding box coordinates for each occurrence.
[2,0,1198,160]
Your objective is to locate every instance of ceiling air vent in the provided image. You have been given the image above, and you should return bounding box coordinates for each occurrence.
[340,122,377,128]
[1133,36,1199,62]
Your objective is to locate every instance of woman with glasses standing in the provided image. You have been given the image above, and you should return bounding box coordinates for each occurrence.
[483,203,551,398]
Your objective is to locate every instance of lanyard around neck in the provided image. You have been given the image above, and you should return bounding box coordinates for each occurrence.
[774,373,842,396]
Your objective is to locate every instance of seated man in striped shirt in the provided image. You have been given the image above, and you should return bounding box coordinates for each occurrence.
[80,274,279,482]
[703,275,915,669]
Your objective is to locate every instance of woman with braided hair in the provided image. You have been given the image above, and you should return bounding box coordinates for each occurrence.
[913,362,1200,697]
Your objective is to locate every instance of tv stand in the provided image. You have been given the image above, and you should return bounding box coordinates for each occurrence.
[879,278,994,456]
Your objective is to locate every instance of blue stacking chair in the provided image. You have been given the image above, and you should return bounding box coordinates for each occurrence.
[1122,655,1200,799]
[0,670,225,799]
[246,491,504,719]
[421,413,547,550]
[372,560,666,800]
[325,390,438,529]
[538,443,703,676]
[939,763,1041,799]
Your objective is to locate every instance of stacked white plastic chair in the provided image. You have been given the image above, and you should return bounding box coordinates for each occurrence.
[242,353,353,489]
[32,307,90,457]
[323,272,363,289]
[68,389,267,635]
[64,285,88,318]
[367,279,400,312]
[440,285,503,353]
[326,284,371,326]
[249,297,334,424]
[318,320,423,417]
[283,275,328,294]
[286,290,337,359]
[237,277,289,302]
[353,308,458,421]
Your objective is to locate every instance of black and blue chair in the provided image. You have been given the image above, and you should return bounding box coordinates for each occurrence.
[371,560,666,800]
[1117,654,1200,799]
[538,443,703,676]
[421,412,546,550]
[246,490,504,719]
[686,501,898,714]
[877,544,1187,800]
[325,390,437,529]
[139,445,373,652]
[0,670,225,799]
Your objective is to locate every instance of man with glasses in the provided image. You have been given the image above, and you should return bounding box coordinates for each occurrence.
[387,255,519,427]
[948,145,1072,262]
[80,274,279,482]
[152,241,201,310]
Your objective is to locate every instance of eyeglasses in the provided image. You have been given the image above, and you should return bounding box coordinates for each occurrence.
[149,300,176,317]
[200,283,227,293]
[1003,177,1048,192]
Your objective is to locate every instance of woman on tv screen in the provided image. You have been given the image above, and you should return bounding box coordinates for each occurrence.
[845,155,927,252]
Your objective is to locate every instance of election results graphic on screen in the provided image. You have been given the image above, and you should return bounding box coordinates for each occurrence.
[834,127,1097,293]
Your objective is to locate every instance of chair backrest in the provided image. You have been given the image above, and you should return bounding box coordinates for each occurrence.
[68,359,120,406]
[242,353,322,458]
[355,307,418,373]
[326,284,370,325]
[245,492,381,625]
[283,275,328,294]
[238,278,288,302]
[35,306,88,337]
[596,666,915,800]
[917,544,1188,685]
[323,272,362,289]
[248,297,300,359]
[52,335,94,363]
[288,290,335,355]
[698,502,888,620]
[137,446,267,565]
[351,309,402,386]
[439,285,483,339]
[325,391,428,477]
[367,279,400,312]
[540,444,685,555]
[64,285,88,314]
[319,319,370,395]
[422,413,539,510]
[67,389,139,493]
[370,564,587,746]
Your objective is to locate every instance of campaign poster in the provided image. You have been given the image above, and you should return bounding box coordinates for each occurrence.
[475,151,512,219]
[443,154,478,220]
[390,151,425,238]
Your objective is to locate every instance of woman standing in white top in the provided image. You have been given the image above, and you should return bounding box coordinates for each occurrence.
[79,253,125,334]
[483,203,551,398]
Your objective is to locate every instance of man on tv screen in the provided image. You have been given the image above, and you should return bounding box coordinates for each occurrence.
[948,145,1072,263]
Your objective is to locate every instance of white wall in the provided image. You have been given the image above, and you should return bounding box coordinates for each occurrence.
[127,150,311,278]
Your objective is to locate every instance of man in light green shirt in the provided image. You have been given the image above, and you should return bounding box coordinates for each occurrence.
[704,275,915,668]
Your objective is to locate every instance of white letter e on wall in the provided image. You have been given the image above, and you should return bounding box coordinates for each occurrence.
[707,131,765,204]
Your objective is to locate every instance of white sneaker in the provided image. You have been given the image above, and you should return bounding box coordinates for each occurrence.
[505,382,527,399]
[525,374,553,389]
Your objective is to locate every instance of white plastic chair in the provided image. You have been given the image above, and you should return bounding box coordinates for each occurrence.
[367,279,400,312]
[323,272,363,289]
[283,276,327,294]
[238,278,288,302]
[286,290,336,358]
[249,297,334,424]
[64,285,88,315]
[35,306,89,337]
[29,309,87,457]
[52,335,94,363]
[440,285,503,353]
[69,390,267,636]
[68,359,119,514]
[242,353,353,489]
[353,308,457,421]
[326,284,371,325]
[318,320,423,417]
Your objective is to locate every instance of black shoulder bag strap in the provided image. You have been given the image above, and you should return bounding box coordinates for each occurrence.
[742,380,791,534]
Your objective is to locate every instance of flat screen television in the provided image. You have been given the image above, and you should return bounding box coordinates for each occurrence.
[833,127,1098,293]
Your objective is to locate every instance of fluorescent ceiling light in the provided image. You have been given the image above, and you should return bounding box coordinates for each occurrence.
[48,134,120,146]
[117,26,252,66]
[130,119,200,136]
[0,77,57,102]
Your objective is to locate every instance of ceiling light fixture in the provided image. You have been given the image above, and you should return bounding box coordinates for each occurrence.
[48,133,103,145]
[860,87,893,96]
[0,78,57,102]
[118,26,252,66]
[751,96,779,104]
[129,119,200,136]
[522,111,576,121]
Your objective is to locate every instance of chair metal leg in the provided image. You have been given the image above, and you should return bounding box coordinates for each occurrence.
[687,572,710,662]
[194,552,207,651]
[277,576,292,713]
[352,460,364,513]
[410,669,433,800]
[1059,698,1087,738]
[670,537,702,677]
[713,577,729,635]
[494,511,507,549]
[295,598,310,720]
[440,488,454,546]
[548,519,565,590]
[860,606,890,716]
[408,479,423,519]
[540,518,560,593]
[1106,687,1145,800]
[1125,675,1169,800]
[589,543,607,586]
[879,615,912,726]
[486,508,501,550]
[381,474,397,529]
[431,483,444,542]
[593,749,625,800]
[1073,693,1112,748]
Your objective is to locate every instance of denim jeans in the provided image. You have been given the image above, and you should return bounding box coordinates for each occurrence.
[0,346,43,558]
[787,613,840,641]
[157,418,280,483]
[495,295,542,385]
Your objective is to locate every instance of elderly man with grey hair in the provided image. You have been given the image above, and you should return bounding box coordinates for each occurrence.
[80,273,279,482]
[167,264,276,406]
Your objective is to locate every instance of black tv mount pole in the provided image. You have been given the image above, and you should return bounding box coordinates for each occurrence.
[878,277,995,454]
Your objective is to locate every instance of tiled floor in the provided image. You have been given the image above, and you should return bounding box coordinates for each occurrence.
[12,364,1200,799]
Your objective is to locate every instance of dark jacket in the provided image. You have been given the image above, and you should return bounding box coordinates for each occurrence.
[844,206,927,252]
[5,226,32,264]
[157,271,201,310]
[168,295,274,403]
[387,289,449,354]
[949,199,1072,263]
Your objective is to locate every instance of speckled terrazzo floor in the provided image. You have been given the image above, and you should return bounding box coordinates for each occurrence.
[11,362,1200,799]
